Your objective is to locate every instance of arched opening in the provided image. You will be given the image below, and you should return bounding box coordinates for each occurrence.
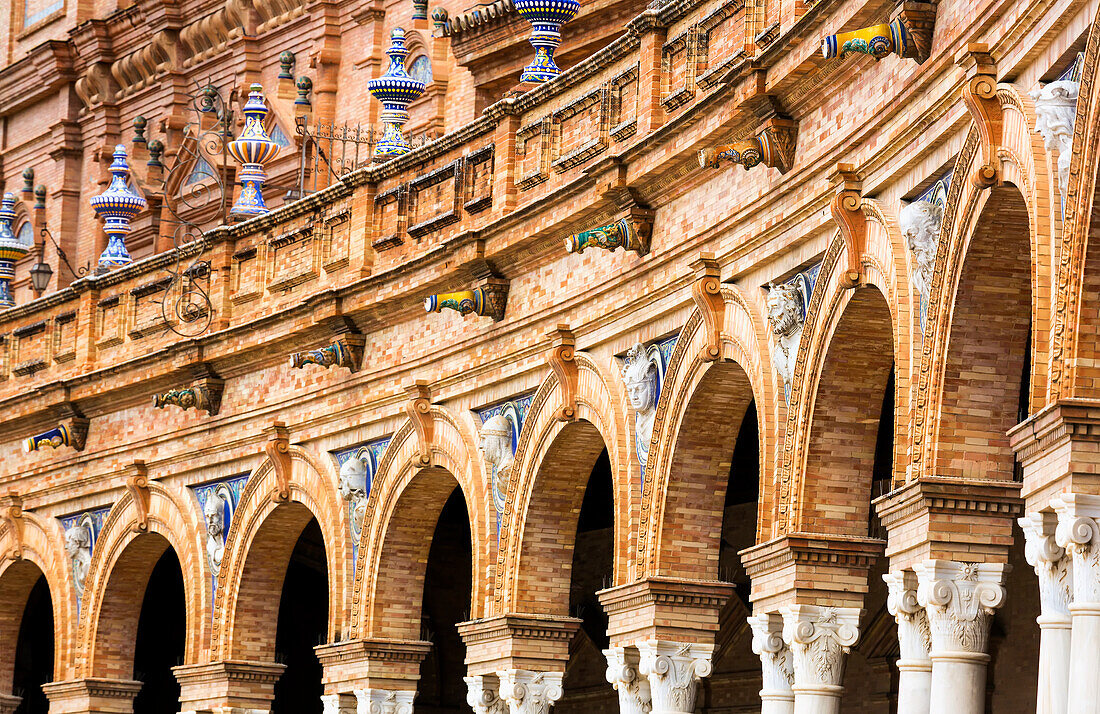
[416,487,474,713]
[0,562,54,714]
[132,548,186,713]
[272,519,328,714]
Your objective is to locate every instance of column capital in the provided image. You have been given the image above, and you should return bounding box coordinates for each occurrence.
[322,693,357,713]
[914,560,1006,657]
[637,639,714,714]
[497,670,564,714]
[748,612,794,699]
[604,646,652,714]
[0,694,21,714]
[1019,511,1072,618]
[353,688,416,714]
[883,570,932,663]
[465,674,508,714]
[1053,493,1100,605]
[780,604,861,690]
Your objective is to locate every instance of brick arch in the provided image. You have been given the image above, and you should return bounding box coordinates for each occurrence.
[1051,11,1100,399]
[496,353,631,612]
[639,285,774,577]
[351,405,488,636]
[212,447,346,660]
[77,481,208,678]
[0,510,73,687]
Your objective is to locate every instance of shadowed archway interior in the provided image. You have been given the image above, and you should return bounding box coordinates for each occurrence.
[8,566,53,714]
[132,548,185,714]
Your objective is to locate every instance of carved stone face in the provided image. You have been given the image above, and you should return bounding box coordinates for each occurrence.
[339,455,370,500]
[64,525,90,559]
[621,344,657,415]
[204,496,224,538]
[766,283,802,337]
[1031,80,1079,153]
[626,374,656,413]
[479,415,514,472]
[899,200,942,297]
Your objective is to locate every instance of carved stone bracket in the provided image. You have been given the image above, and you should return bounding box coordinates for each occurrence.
[604,646,652,714]
[698,115,798,174]
[781,605,861,690]
[891,1,937,64]
[637,640,714,714]
[913,560,1007,656]
[289,333,366,372]
[957,44,1002,188]
[564,206,654,256]
[690,253,724,361]
[124,461,151,534]
[425,276,510,321]
[152,374,224,416]
[546,325,579,422]
[264,421,292,502]
[405,381,434,466]
[23,416,89,453]
[0,493,24,562]
[498,670,564,714]
[829,163,866,288]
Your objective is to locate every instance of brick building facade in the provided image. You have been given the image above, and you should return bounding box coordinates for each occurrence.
[0,0,1097,710]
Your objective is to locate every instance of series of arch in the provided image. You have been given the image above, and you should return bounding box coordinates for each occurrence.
[4,11,1100,709]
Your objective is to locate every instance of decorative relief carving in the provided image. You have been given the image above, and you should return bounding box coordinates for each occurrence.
[637,640,714,714]
[0,494,24,562]
[406,381,434,466]
[425,278,509,321]
[546,325,579,421]
[690,254,724,361]
[498,670,564,714]
[622,343,659,472]
[465,674,509,714]
[883,570,932,662]
[748,613,794,697]
[958,46,1003,188]
[914,560,1007,655]
[766,279,806,402]
[332,437,389,568]
[830,163,866,287]
[564,208,653,255]
[124,461,151,533]
[1053,494,1100,605]
[289,333,366,372]
[353,688,416,714]
[898,199,943,309]
[604,646,652,714]
[61,509,108,602]
[23,417,89,453]
[1030,80,1080,207]
[781,605,860,688]
[264,421,292,502]
[1019,511,1072,618]
[698,116,798,174]
[152,378,224,416]
[480,414,516,525]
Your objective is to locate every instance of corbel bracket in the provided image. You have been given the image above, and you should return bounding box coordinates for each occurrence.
[830,163,866,289]
[264,421,292,503]
[957,44,1002,188]
[890,1,937,64]
[405,381,434,466]
[0,493,25,562]
[125,461,151,533]
[24,414,89,453]
[547,325,579,421]
[690,254,725,361]
[564,205,654,256]
[424,275,510,321]
[152,369,224,416]
[289,333,367,372]
[699,115,798,174]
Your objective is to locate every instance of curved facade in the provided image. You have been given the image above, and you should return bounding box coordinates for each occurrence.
[0,0,1098,711]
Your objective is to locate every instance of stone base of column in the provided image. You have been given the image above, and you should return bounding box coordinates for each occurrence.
[0,693,21,714]
[42,678,143,714]
[172,660,286,712]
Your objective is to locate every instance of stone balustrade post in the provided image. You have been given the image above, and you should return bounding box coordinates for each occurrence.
[636,640,714,714]
[748,612,794,714]
[1053,493,1100,714]
[1020,511,1072,714]
[780,605,860,714]
[353,688,415,714]
[913,560,1006,714]
[604,645,652,714]
[497,670,564,714]
[883,570,932,714]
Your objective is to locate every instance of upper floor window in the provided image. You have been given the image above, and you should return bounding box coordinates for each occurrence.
[409,56,433,86]
[16,221,33,247]
[23,0,64,28]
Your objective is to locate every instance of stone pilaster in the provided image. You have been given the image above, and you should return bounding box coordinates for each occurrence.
[883,570,931,714]
[604,645,652,714]
[913,560,1006,714]
[748,612,794,714]
[354,688,416,713]
[465,674,508,714]
[42,678,143,714]
[780,605,860,714]
[1053,493,1100,714]
[1020,510,1072,714]
[497,670,564,714]
[636,640,713,714]
[172,660,286,713]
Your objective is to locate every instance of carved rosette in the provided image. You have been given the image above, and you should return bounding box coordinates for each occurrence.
[698,117,798,174]
[1053,494,1100,605]
[748,613,794,698]
[883,570,932,662]
[780,605,860,691]
[465,675,509,714]
[289,334,366,372]
[914,560,1007,656]
[604,646,653,714]
[637,640,714,714]
[497,670,564,714]
[353,688,416,714]
[152,379,224,417]
[1019,511,1072,619]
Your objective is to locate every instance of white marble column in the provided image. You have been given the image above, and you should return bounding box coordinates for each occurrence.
[1021,511,1073,714]
[604,646,652,714]
[322,693,357,713]
[497,670,564,714]
[466,674,509,714]
[884,570,932,714]
[1054,493,1100,714]
[636,640,714,714]
[913,560,1006,714]
[353,688,416,714]
[780,605,861,714]
[749,612,794,714]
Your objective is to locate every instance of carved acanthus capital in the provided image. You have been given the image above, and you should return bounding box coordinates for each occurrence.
[604,646,652,714]
[829,163,866,288]
[320,693,356,714]
[289,333,366,372]
[1019,511,1072,619]
[883,570,931,662]
[781,605,861,689]
[405,381,434,466]
[1053,493,1100,605]
[546,325,579,422]
[748,613,794,696]
[353,688,416,714]
[914,560,1006,656]
[637,640,714,714]
[497,670,564,714]
[465,674,508,714]
[956,44,1002,188]
[690,253,724,361]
